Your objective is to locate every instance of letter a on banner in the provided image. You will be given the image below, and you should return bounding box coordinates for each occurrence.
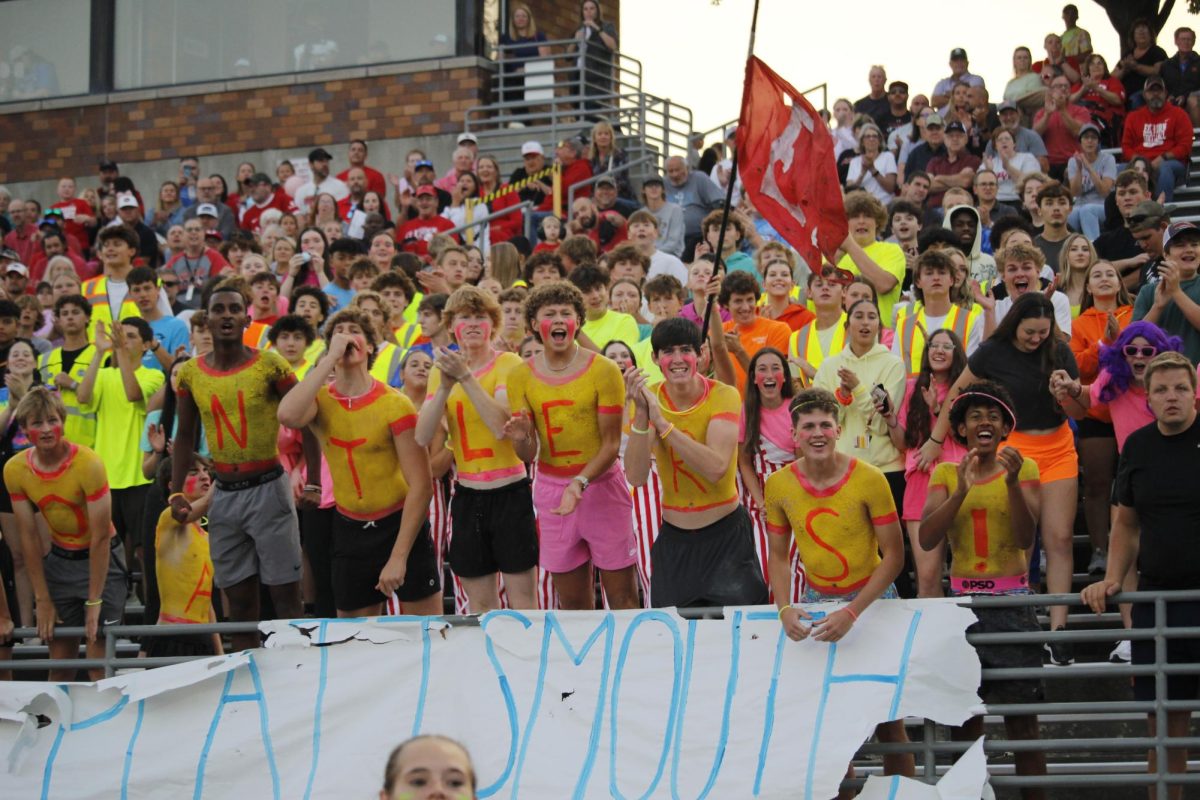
[737,56,847,271]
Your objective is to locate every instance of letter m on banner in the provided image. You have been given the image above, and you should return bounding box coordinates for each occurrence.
[737,56,847,271]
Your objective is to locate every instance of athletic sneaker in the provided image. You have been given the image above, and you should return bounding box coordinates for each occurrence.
[1088,549,1107,576]
[1044,627,1075,666]
[1110,640,1131,664]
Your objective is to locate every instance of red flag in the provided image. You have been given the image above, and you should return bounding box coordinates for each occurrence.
[737,56,847,269]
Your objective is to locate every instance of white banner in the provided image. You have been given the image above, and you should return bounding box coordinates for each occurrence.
[0,600,982,799]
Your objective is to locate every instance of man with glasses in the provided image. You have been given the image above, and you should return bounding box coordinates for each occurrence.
[877,81,913,139]
[181,175,235,240]
[157,268,190,315]
[1032,74,1090,181]
[1122,76,1195,203]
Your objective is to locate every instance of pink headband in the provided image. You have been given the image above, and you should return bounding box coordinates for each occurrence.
[952,391,1018,430]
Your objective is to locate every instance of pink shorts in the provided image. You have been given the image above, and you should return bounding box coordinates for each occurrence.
[534,462,636,573]
[902,467,931,522]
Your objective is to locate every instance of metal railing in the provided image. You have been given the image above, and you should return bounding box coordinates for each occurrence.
[466,39,693,187]
[441,198,534,242]
[565,153,657,210]
[7,590,1200,793]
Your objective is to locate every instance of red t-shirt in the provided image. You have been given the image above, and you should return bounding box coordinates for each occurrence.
[50,199,95,245]
[336,165,388,197]
[239,190,296,233]
[396,215,457,257]
[1033,104,1092,165]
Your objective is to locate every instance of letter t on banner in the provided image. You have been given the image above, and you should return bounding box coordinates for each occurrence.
[737,57,847,271]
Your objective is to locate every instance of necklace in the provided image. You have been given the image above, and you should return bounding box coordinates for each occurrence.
[337,377,375,408]
[542,345,580,373]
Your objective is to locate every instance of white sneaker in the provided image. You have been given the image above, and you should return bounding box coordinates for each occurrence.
[1110,640,1131,663]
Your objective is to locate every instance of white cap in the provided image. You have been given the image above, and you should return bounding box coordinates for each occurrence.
[6,263,28,276]
[520,141,544,156]
[116,193,139,209]
[457,132,478,145]
[196,203,219,217]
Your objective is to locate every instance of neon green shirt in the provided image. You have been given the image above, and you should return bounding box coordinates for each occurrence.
[583,309,640,352]
[84,363,165,489]
[838,241,907,330]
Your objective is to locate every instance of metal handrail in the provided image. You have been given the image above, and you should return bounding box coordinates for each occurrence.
[441,198,533,241]
[565,153,657,209]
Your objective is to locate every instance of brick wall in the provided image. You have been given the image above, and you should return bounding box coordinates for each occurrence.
[519,1,621,42]
[0,58,492,186]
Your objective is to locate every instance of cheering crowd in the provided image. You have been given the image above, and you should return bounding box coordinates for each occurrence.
[0,3,1199,796]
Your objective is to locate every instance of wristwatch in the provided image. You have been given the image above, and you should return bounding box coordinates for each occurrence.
[572,475,590,492]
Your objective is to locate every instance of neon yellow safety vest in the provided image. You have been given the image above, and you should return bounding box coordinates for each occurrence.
[370,342,406,389]
[39,344,99,447]
[788,314,847,386]
[81,275,142,341]
[894,303,979,377]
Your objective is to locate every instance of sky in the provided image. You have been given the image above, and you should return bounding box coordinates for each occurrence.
[623,0,1199,140]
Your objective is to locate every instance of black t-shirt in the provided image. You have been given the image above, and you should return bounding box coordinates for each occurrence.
[1117,417,1200,589]
[968,337,1078,430]
[874,110,912,140]
[1034,234,1068,274]
[854,94,890,122]
[61,344,88,376]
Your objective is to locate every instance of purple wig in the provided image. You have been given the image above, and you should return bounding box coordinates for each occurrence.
[1096,321,1183,403]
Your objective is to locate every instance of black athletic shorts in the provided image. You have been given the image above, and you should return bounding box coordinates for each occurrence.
[650,505,768,609]
[144,632,216,659]
[1132,597,1200,702]
[0,536,16,648]
[331,510,440,610]
[962,602,1045,706]
[448,480,539,578]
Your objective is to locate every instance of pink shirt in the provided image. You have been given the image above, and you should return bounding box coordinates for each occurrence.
[1088,370,1200,452]
[898,377,968,474]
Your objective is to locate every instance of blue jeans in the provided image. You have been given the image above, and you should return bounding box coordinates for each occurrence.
[1156,158,1187,203]
[1069,203,1107,241]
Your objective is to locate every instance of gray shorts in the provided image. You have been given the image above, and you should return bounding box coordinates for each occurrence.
[43,542,128,630]
[209,471,302,588]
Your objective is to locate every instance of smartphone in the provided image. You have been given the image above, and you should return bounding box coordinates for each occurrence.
[871,384,891,415]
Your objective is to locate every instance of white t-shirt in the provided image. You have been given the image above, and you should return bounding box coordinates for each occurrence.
[994,290,1073,337]
[845,152,898,206]
[985,151,1040,202]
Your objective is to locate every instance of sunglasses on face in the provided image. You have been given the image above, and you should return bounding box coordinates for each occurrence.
[1124,345,1158,358]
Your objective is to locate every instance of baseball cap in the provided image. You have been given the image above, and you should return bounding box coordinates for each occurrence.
[595,176,617,189]
[0,248,19,261]
[98,159,118,171]
[196,203,219,217]
[414,159,435,171]
[924,113,944,128]
[308,147,333,162]
[998,100,1019,113]
[521,141,544,156]
[1128,200,1172,232]
[1145,75,1166,90]
[950,48,968,61]
[1077,122,1102,140]
[642,173,664,186]
[250,172,273,185]
[1162,221,1200,250]
[415,185,437,197]
[457,132,478,145]
[887,81,909,93]
[6,263,28,277]
[725,125,738,140]
[117,193,139,209]
[944,120,966,134]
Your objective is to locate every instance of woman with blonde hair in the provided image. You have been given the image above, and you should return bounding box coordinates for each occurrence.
[1057,233,1096,316]
[499,3,551,106]
[588,119,632,198]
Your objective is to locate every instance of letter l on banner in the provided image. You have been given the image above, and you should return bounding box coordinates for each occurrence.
[737,56,847,270]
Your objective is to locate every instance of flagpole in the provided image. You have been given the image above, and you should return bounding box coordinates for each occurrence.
[701,0,762,344]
